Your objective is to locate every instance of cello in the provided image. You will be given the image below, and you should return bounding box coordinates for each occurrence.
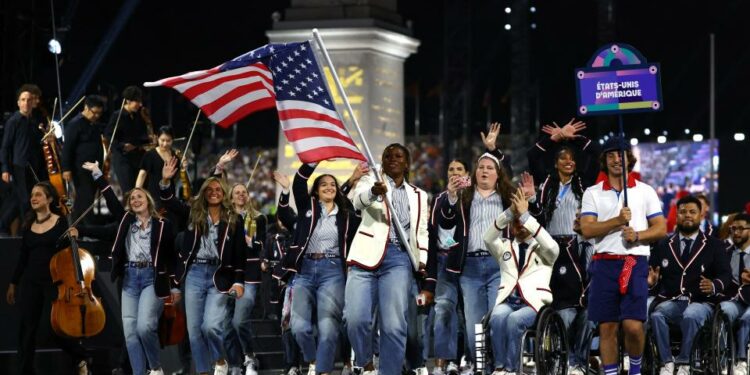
[41,104,106,338]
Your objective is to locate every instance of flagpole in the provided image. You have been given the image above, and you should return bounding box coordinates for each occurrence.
[312,28,416,265]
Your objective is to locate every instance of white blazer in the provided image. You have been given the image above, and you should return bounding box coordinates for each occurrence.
[484,209,560,311]
[348,173,429,271]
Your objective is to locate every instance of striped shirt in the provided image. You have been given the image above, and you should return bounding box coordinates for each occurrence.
[385,175,411,246]
[547,181,580,236]
[467,190,505,253]
[197,216,220,260]
[126,218,152,262]
[306,202,339,255]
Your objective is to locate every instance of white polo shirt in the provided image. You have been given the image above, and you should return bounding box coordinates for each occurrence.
[581,176,663,256]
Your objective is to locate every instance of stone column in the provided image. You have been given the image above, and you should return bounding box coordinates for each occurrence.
[267,1,419,201]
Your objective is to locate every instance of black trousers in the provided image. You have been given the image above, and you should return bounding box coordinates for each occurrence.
[71,169,96,225]
[110,151,142,194]
[16,277,87,375]
[12,164,47,221]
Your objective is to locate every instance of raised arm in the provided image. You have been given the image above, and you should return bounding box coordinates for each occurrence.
[82,161,126,219]
[293,163,316,211]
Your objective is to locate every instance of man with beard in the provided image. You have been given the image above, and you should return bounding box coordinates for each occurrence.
[719,213,750,375]
[580,137,666,375]
[647,195,731,375]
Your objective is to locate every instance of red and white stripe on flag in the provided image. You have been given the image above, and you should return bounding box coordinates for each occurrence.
[144,63,276,128]
[144,41,366,163]
[277,100,364,163]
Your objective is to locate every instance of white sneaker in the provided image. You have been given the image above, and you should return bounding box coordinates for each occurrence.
[490,370,507,375]
[659,362,675,375]
[215,362,229,375]
[77,361,88,375]
[229,367,242,375]
[287,367,302,375]
[735,361,749,375]
[341,365,353,375]
[148,369,165,375]
[244,355,259,375]
[413,367,428,375]
[445,362,460,375]
[459,359,474,375]
[307,363,316,375]
[676,365,690,375]
[363,370,378,375]
[568,366,585,375]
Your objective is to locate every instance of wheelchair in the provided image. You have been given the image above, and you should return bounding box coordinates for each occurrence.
[474,305,569,374]
[643,307,734,374]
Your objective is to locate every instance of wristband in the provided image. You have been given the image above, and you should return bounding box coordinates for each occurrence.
[635,231,640,243]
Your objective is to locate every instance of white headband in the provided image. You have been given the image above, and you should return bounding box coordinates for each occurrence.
[478,152,500,167]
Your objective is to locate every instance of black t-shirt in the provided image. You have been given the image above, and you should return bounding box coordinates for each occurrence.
[11,217,68,284]
[140,149,176,206]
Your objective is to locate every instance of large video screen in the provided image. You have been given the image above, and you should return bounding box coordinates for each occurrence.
[633,139,719,221]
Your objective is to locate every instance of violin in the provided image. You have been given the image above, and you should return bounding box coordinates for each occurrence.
[175,149,192,200]
[140,107,157,151]
[49,199,106,338]
[158,295,186,347]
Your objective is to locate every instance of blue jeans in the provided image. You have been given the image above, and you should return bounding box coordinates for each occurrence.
[459,255,501,363]
[185,263,231,373]
[720,300,750,360]
[406,277,427,370]
[432,253,460,360]
[121,267,164,374]
[557,307,594,368]
[489,298,537,371]
[224,283,259,366]
[346,245,413,375]
[650,300,712,364]
[291,258,345,373]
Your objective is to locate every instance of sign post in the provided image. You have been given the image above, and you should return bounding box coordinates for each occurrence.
[575,43,663,206]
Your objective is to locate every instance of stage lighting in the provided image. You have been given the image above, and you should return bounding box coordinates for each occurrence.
[735,133,746,141]
[530,6,537,12]
[657,136,667,144]
[48,39,62,54]
[662,130,668,136]
[643,128,651,135]
[684,128,690,134]
[531,23,537,29]
[630,138,639,146]
[505,7,511,13]
[504,24,511,30]
[693,134,704,142]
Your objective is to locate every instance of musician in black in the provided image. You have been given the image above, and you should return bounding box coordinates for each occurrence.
[1,84,48,221]
[5,182,88,375]
[105,86,151,193]
[61,95,105,224]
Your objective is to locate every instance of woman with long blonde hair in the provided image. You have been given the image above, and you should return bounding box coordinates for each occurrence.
[160,157,245,375]
[74,161,179,375]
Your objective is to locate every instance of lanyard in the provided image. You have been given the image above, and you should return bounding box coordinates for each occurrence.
[556,183,571,206]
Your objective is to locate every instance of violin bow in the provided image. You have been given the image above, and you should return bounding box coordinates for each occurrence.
[181,109,201,166]
[106,99,127,157]
[245,152,262,189]
[59,192,103,241]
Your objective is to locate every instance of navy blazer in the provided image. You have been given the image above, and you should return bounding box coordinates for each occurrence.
[649,230,731,306]
[550,238,590,309]
[278,163,360,276]
[720,242,750,304]
[159,186,246,292]
[422,191,450,294]
[80,176,177,299]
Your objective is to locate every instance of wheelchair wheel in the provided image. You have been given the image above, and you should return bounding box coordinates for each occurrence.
[711,310,734,375]
[534,308,569,375]
[475,313,493,374]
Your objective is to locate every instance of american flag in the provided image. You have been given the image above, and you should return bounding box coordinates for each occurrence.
[144,41,366,163]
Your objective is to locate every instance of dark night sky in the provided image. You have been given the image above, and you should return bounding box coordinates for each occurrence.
[3,0,749,145]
